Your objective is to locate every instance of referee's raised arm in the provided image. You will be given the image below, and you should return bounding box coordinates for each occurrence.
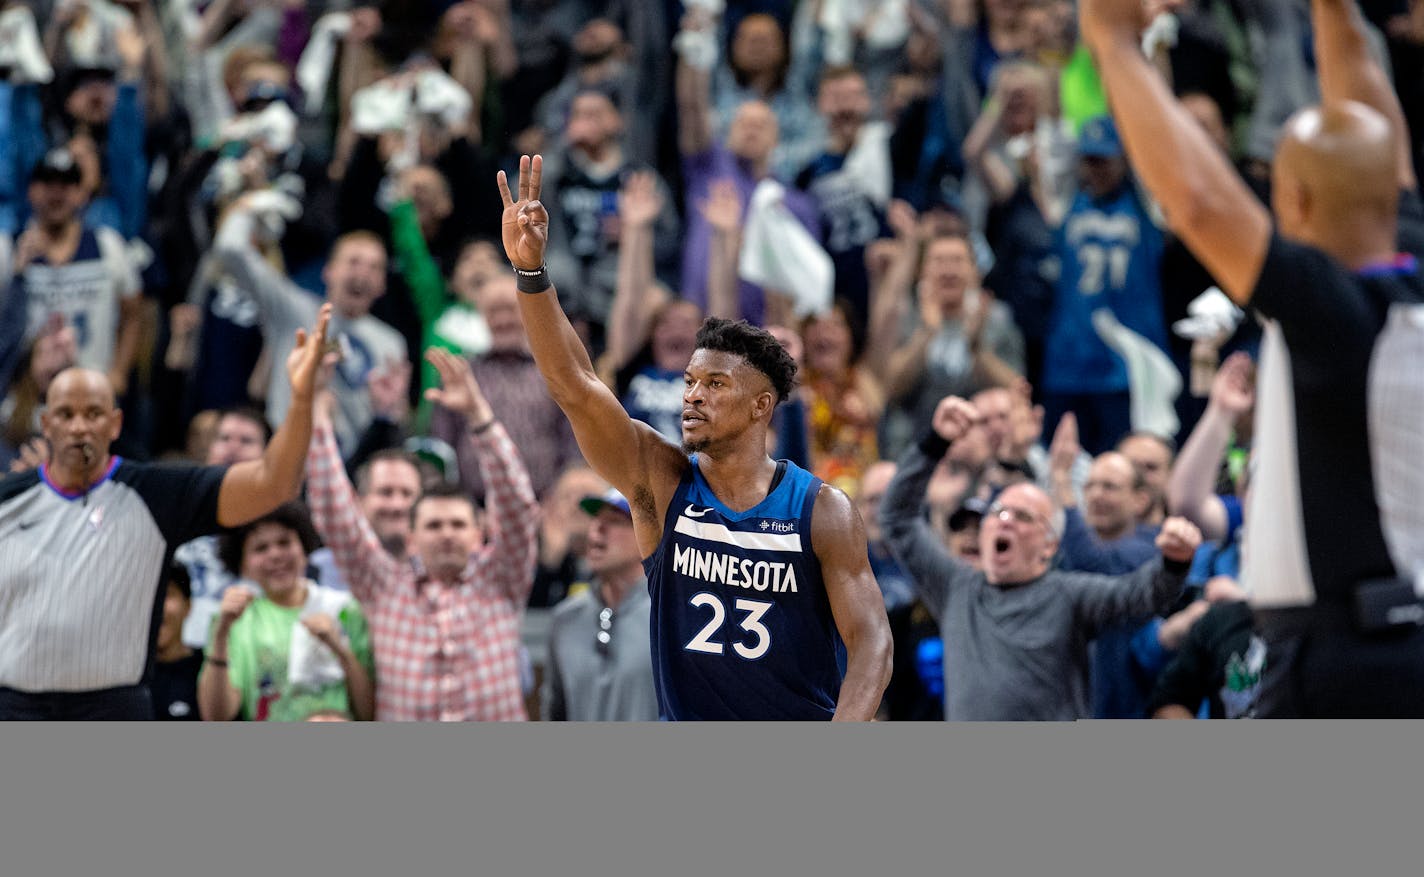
[1078,0,1271,306]
[215,303,334,528]
[497,155,687,557]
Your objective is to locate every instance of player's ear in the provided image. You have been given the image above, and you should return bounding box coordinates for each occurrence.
[751,389,776,421]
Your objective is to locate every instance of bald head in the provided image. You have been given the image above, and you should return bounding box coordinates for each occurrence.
[1083,452,1149,541]
[48,368,116,409]
[41,368,123,480]
[1272,101,1399,261]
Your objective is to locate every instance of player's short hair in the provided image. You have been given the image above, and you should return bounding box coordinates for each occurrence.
[694,318,798,404]
[217,502,322,577]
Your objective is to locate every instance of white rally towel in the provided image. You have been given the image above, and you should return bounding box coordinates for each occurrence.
[295,12,351,117]
[414,69,473,130]
[60,0,132,71]
[1172,286,1245,340]
[1092,308,1181,438]
[243,188,305,242]
[221,101,301,155]
[671,17,719,72]
[739,179,834,318]
[349,77,411,135]
[818,0,910,64]
[286,581,356,692]
[840,120,893,209]
[0,4,54,84]
[349,70,472,136]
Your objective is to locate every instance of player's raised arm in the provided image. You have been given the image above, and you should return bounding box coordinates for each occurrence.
[497,155,686,547]
[1079,0,1271,307]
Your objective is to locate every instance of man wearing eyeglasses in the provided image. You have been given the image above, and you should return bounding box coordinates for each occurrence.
[880,395,1202,720]
[542,489,659,722]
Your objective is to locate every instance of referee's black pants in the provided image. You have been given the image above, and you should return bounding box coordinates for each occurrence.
[1257,608,1424,718]
[0,685,153,720]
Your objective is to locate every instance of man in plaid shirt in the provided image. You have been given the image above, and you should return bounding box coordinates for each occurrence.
[306,349,540,721]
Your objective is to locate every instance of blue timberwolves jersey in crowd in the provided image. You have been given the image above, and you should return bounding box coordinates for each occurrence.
[1043,185,1168,394]
[643,458,846,720]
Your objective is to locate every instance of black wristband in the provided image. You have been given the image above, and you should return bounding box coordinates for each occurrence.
[206,657,229,669]
[469,418,496,435]
[918,430,952,460]
[514,265,551,294]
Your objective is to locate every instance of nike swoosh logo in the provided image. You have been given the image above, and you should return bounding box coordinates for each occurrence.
[17,521,38,531]
[683,504,713,518]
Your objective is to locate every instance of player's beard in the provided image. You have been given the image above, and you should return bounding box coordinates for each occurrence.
[681,436,711,455]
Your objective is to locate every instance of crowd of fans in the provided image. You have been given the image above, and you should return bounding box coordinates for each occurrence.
[2,0,1422,720]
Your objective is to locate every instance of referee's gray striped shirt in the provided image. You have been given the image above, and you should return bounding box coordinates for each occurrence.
[0,459,225,692]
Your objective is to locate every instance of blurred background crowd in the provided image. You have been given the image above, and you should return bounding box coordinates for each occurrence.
[2,0,1421,720]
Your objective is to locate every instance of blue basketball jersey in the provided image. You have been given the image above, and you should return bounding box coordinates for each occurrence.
[1043,186,1168,394]
[643,458,846,720]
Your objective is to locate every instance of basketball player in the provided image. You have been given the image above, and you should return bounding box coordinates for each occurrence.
[1080,0,1424,715]
[497,155,891,720]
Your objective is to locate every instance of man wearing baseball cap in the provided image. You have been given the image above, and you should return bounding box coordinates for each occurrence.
[541,488,659,721]
[13,146,144,397]
[1041,114,1171,456]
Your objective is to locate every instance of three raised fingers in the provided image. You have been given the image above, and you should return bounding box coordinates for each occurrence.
[498,155,543,207]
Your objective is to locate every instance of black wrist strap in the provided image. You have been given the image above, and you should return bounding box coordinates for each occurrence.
[514,264,551,294]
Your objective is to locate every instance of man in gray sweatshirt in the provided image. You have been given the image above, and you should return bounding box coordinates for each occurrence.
[213,200,407,457]
[880,395,1202,721]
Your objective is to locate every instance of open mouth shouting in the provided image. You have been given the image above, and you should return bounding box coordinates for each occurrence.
[992,534,1014,560]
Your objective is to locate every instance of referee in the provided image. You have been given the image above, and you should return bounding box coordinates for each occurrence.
[1081,0,1424,716]
[0,305,335,720]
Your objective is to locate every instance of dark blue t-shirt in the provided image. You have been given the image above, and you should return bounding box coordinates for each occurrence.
[796,152,887,320]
